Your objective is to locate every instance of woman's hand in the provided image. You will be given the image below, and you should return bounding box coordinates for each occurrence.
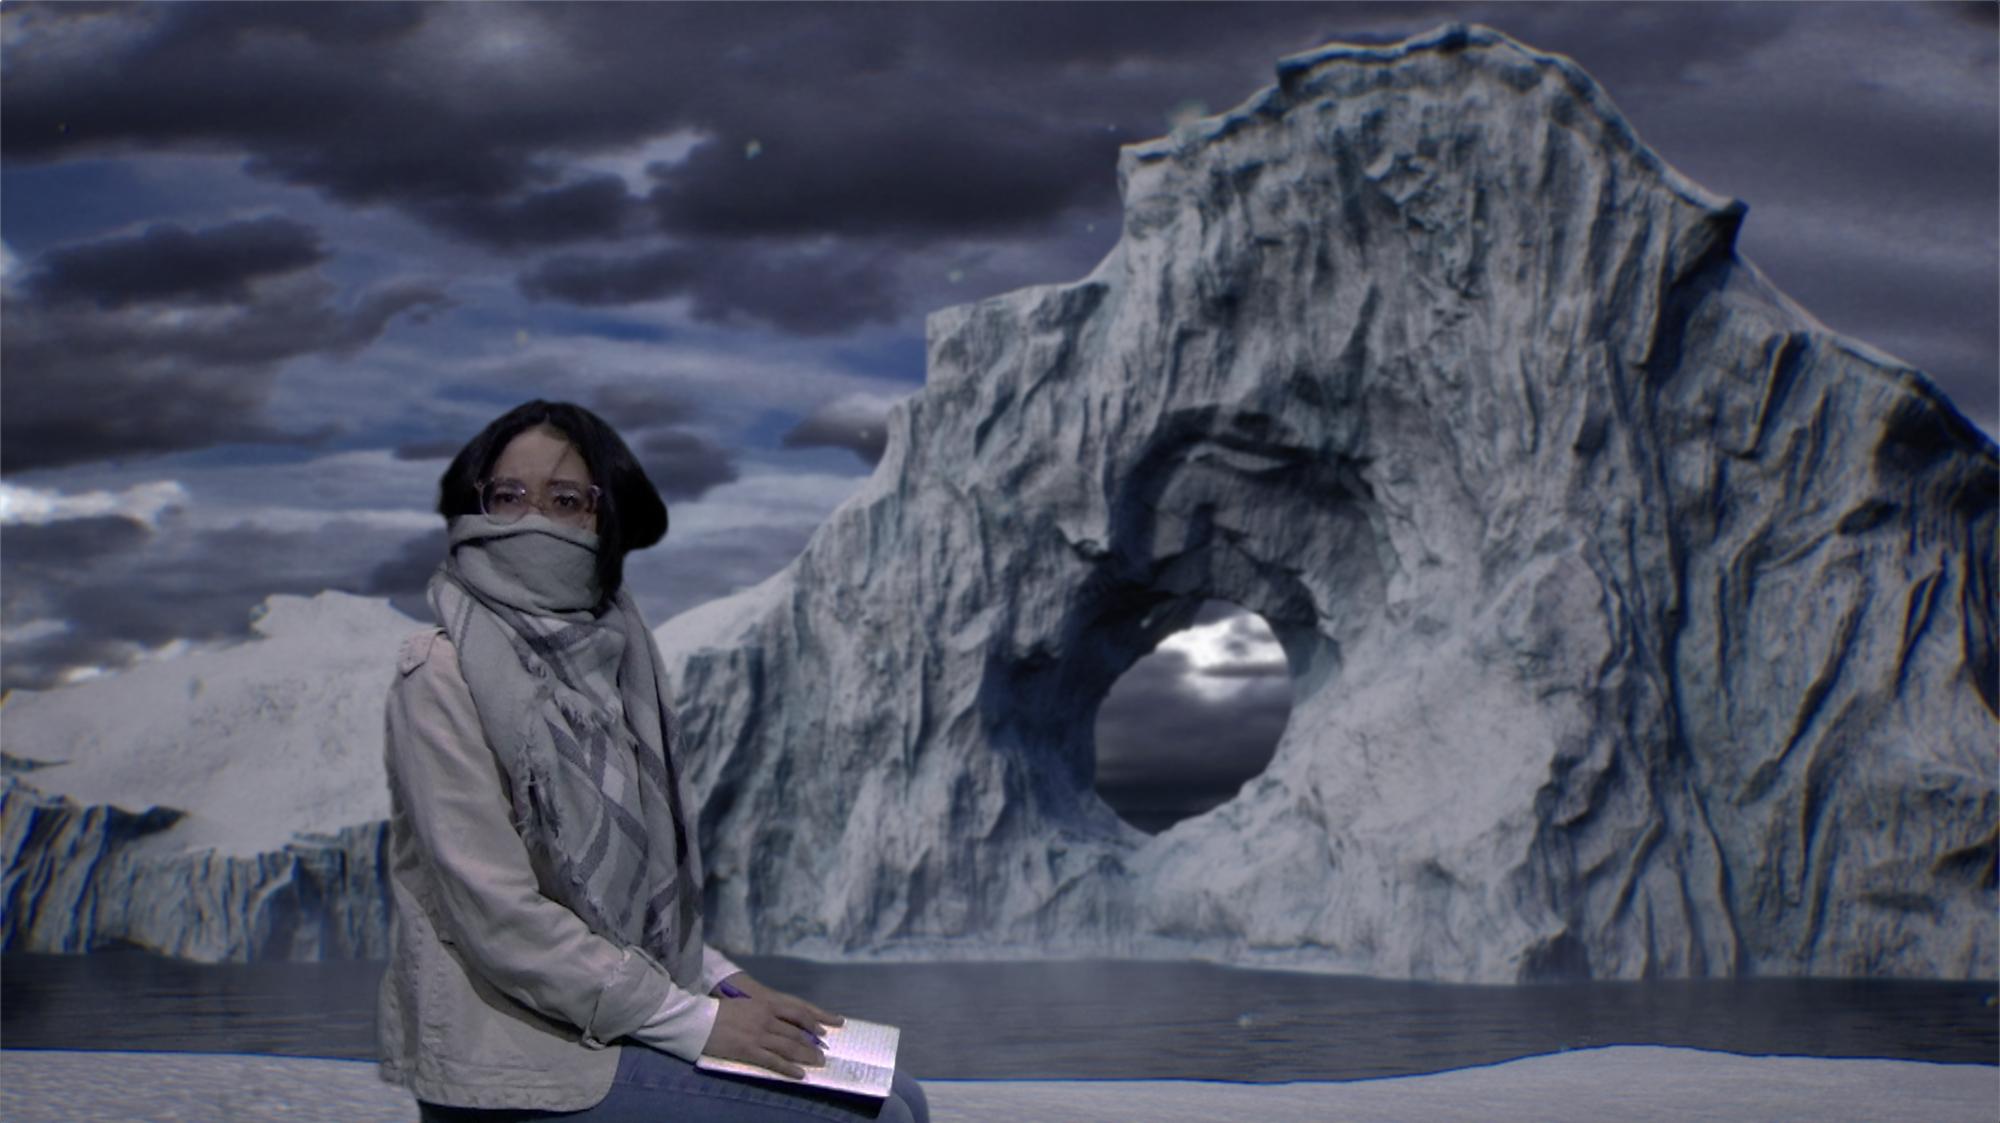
[702,994,828,1078]
[703,972,845,1079]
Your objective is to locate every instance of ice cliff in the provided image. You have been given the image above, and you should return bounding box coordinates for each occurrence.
[2,592,402,960]
[658,25,1996,981]
[4,25,1993,980]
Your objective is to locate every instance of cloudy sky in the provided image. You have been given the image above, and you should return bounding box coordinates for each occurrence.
[2,2,1994,830]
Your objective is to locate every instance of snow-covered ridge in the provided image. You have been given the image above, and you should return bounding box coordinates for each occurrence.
[4,591,410,857]
[2,591,414,959]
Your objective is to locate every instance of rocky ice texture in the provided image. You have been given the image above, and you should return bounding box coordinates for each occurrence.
[1,592,406,960]
[660,25,1997,981]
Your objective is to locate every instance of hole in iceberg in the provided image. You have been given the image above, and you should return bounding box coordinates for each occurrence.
[1091,599,1291,834]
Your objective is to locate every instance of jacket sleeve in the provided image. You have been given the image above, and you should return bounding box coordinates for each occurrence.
[385,630,707,1049]
[701,945,745,993]
[621,944,746,1060]
[626,981,723,1061]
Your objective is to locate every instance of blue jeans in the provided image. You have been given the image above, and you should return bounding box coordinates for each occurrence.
[417,1044,930,1123]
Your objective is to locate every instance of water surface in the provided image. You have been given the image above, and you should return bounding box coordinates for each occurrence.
[3,949,1992,1080]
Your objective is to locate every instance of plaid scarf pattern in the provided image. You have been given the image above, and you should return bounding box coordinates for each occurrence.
[426,514,704,988]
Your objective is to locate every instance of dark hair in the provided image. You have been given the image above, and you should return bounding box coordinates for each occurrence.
[438,400,667,602]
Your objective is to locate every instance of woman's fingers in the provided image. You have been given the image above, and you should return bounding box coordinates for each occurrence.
[705,994,827,1078]
[761,1023,825,1070]
[770,998,818,1032]
[771,994,842,1033]
[754,1046,807,1080]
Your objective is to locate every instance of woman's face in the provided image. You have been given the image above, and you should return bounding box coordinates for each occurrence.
[486,425,598,532]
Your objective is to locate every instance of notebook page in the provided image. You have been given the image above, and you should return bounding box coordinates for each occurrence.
[697,1017,900,1098]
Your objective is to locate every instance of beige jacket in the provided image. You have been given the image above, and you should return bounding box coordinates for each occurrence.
[376,627,735,1111]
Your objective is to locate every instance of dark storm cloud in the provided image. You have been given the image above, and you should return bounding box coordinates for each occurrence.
[624,522,822,627]
[518,248,696,306]
[590,383,699,430]
[0,0,1878,250]
[781,397,893,467]
[1,1,1458,334]
[26,216,326,308]
[416,175,640,249]
[0,515,154,568]
[647,118,1117,241]
[1476,2,1794,90]
[163,0,430,49]
[393,437,464,462]
[1,517,157,690]
[1,515,430,690]
[4,3,678,209]
[1946,0,1998,28]
[0,278,450,471]
[364,527,447,621]
[635,429,739,502]
[2,1,1988,403]
[518,241,900,335]
[0,629,147,695]
[682,246,901,336]
[2,217,450,471]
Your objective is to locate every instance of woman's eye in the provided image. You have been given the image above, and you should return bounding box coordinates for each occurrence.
[552,493,581,510]
[489,490,527,509]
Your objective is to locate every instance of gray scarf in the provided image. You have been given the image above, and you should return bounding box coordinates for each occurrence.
[426,514,703,988]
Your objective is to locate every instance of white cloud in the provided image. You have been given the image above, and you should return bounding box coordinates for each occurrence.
[52,635,215,687]
[1157,609,1288,703]
[3,618,72,645]
[575,129,709,194]
[503,332,916,426]
[0,479,189,526]
[804,391,905,431]
[164,448,443,523]
[667,464,870,539]
[0,448,439,539]
[261,318,920,458]
[0,2,163,71]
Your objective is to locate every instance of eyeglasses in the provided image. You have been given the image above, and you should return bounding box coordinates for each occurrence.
[478,477,602,527]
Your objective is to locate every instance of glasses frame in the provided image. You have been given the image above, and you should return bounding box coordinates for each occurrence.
[477,477,603,527]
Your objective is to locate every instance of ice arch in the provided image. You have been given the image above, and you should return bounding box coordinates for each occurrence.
[659,25,1997,981]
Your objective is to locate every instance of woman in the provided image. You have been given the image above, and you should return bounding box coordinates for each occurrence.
[377,400,928,1123]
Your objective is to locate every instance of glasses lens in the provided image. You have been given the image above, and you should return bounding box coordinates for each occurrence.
[481,481,531,523]
[546,484,596,525]
[480,480,597,526]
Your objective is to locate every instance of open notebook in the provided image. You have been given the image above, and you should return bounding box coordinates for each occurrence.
[696,1016,901,1099]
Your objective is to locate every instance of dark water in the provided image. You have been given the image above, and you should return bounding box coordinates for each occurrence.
[2,949,1994,1081]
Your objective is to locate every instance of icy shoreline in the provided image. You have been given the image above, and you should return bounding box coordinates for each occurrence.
[3,1047,1994,1123]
